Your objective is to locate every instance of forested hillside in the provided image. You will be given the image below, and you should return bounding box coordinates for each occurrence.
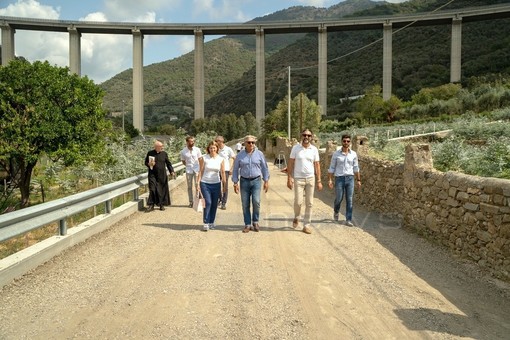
[99,0,378,128]
[99,0,510,129]
[206,0,510,119]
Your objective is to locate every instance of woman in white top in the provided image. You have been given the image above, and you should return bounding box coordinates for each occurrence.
[197,141,226,231]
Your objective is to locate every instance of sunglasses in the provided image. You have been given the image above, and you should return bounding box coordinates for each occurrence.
[342,140,351,143]
[302,134,312,137]
[245,141,255,144]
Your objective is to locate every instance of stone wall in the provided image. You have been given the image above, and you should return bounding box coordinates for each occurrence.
[399,145,510,281]
[274,136,510,281]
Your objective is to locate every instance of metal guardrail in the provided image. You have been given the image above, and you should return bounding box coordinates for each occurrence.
[0,163,184,243]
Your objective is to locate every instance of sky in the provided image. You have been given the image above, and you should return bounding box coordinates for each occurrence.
[0,0,407,83]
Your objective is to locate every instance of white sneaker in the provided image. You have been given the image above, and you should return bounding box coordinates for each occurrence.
[346,220,354,227]
[202,224,209,231]
[209,223,215,230]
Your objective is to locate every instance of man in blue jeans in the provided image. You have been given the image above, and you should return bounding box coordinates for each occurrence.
[232,135,270,233]
[327,134,361,226]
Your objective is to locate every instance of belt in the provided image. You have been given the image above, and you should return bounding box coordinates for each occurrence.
[241,176,261,180]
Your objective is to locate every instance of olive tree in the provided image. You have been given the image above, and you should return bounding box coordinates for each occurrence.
[0,59,113,208]
[263,93,321,140]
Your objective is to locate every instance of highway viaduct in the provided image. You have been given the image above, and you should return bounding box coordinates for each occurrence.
[2,3,510,132]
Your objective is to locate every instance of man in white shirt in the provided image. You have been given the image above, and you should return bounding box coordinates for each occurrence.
[235,141,242,154]
[215,136,236,210]
[180,136,202,207]
[287,129,323,234]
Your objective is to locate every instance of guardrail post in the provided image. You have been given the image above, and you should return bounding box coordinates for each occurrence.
[133,188,139,200]
[59,219,67,236]
[105,200,112,214]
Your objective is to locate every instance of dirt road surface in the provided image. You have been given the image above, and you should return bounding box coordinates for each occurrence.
[1,165,509,339]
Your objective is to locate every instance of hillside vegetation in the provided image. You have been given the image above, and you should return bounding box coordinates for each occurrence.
[207,0,510,118]
[100,0,510,130]
[100,0,378,127]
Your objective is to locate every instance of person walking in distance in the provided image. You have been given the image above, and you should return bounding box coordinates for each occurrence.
[287,129,323,234]
[197,140,226,231]
[215,136,235,210]
[235,141,242,154]
[180,136,202,208]
[231,135,270,233]
[144,140,175,211]
[327,134,361,226]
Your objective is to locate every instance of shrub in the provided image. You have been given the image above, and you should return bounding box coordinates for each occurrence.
[432,136,465,172]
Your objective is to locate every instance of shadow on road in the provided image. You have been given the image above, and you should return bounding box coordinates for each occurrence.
[312,175,510,339]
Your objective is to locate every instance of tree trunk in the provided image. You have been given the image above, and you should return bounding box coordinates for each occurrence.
[19,161,36,208]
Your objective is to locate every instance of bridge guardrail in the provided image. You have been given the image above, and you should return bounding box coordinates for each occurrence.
[0,163,184,243]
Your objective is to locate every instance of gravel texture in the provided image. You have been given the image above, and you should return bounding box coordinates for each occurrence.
[1,166,509,339]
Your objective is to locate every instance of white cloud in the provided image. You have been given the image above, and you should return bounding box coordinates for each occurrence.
[177,36,195,56]
[80,11,108,22]
[0,1,69,77]
[0,0,59,18]
[192,0,250,22]
[103,0,180,22]
[0,1,144,83]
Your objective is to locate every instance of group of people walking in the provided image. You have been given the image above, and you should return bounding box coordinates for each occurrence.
[144,130,361,233]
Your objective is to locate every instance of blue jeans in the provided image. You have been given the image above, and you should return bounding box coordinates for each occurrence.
[240,177,261,226]
[200,182,221,224]
[334,175,354,221]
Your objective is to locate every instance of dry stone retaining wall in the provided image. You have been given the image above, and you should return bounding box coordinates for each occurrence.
[272,136,510,281]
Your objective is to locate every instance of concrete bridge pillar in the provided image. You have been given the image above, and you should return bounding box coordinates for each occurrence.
[68,26,81,76]
[382,22,392,101]
[450,18,462,83]
[132,29,144,132]
[318,25,327,116]
[1,24,15,65]
[255,27,265,123]
[194,29,205,120]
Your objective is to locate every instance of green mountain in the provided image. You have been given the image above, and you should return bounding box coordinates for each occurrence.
[206,0,510,118]
[101,37,257,127]
[100,0,510,128]
[100,0,379,127]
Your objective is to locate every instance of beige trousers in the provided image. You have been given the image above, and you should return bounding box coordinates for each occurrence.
[293,176,315,225]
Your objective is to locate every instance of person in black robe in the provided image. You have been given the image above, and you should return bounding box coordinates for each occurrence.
[144,140,175,211]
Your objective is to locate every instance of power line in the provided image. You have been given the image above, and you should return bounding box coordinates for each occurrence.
[292,0,457,71]
[211,0,459,103]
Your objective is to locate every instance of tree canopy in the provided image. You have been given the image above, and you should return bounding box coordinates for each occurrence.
[0,59,113,208]
[263,92,322,140]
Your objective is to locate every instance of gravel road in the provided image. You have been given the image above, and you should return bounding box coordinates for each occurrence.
[1,166,509,339]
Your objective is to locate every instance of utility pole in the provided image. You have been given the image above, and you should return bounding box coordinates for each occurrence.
[287,66,291,140]
[299,93,303,133]
[122,100,125,132]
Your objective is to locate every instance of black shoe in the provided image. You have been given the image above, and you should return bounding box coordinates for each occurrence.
[160,205,165,211]
[145,205,154,212]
